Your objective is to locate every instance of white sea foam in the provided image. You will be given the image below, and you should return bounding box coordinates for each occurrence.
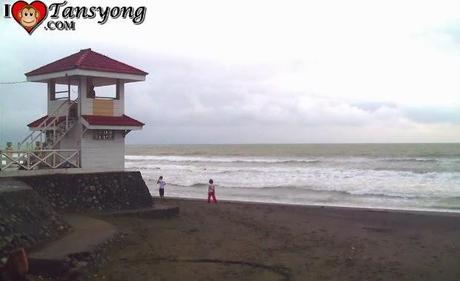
[125,144,460,211]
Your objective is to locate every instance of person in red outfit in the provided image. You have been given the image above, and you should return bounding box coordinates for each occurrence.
[207,179,217,203]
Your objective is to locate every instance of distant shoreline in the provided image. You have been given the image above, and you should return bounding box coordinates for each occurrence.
[127,142,460,145]
[155,196,460,216]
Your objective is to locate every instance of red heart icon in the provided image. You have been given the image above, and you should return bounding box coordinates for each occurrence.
[12,1,47,34]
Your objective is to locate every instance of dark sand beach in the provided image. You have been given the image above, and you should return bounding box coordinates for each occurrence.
[89,198,460,281]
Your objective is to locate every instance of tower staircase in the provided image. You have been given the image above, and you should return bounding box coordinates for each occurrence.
[19,99,78,150]
[0,99,81,172]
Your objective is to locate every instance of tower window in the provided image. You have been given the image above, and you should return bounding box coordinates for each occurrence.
[86,78,119,99]
[93,130,115,140]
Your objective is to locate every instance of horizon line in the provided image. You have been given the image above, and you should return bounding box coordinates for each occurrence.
[126,142,460,146]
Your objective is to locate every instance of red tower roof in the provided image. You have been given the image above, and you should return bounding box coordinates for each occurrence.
[25,49,148,77]
[28,114,144,128]
[82,115,145,127]
[27,115,66,127]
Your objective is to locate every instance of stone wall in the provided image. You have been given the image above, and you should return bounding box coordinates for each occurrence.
[0,181,70,261]
[20,171,153,212]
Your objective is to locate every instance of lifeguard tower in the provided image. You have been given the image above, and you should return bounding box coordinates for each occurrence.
[0,48,147,174]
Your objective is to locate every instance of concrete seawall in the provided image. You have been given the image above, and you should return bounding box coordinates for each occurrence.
[20,171,153,212]
[0,171,153,263]
[0,179,70,261]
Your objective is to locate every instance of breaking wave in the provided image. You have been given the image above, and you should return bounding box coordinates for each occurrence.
[125,143,460,212]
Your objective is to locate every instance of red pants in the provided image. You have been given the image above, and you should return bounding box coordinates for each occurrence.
[208,192,217,203]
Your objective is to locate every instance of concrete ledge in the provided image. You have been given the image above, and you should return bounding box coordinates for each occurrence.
[28,215,117,278]
[0,181,70,261]
[0,168,127,178]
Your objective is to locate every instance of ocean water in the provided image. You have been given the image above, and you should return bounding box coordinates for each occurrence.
[125,144,460,212]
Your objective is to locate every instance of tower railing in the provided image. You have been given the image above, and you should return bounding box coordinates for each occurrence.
[0,98,81,173]
[0,149,79,171]
[18,98,79,150]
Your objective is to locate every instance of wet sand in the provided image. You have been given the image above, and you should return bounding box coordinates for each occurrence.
[89,198,460,281]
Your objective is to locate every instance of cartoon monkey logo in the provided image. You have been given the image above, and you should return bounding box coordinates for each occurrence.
[18,5,40,29]
[12,1,48,34]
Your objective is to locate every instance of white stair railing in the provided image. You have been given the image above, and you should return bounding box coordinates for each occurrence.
[18,98,79,150]
[0,149,80,171]
[48,119,77,149]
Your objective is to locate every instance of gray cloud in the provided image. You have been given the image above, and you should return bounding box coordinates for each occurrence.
[126,58,406,129]
[2,52,460,145]
[442,21,460,46]
[122,57,460,144]
[404,106,460,124]
[352,102,398,112]
[0,83,47,145]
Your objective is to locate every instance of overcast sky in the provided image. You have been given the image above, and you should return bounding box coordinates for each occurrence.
[1,0,460,144]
